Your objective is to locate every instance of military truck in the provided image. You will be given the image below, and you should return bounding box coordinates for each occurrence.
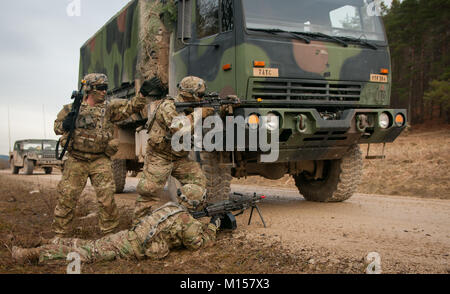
[78,0,407,201]
[9,139,63,175]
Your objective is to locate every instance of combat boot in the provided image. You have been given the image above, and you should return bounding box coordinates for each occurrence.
[12,246,41,264]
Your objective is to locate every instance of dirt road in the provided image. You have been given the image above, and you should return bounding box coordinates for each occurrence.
[0,169,449,273]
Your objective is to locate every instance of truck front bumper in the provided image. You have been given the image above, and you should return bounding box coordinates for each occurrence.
[233,107,407,162]
[37,159,63,167]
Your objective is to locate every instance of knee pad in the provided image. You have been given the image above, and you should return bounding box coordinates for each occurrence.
[137,179,164,198]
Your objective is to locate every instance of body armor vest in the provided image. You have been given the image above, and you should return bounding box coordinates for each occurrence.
[71,103,114,154]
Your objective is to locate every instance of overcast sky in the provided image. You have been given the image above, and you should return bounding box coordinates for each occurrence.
[0,0,393,155]
[0,0,130,155]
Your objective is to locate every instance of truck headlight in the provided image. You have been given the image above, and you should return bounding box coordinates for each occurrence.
[379,112,391,129]
[263,113,279,131]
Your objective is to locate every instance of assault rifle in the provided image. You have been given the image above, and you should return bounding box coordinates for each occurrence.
[55,80,86,160]
[175,92,241,114]
[189,192,267,230]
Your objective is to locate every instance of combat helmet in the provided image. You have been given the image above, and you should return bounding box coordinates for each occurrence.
[83,73,109,92]
[177,76,206,100]
[176,184,207,212]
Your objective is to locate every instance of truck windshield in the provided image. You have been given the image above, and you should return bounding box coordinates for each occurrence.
[243,0,387,43]
[43,141,57,151]
[23,143,42,151]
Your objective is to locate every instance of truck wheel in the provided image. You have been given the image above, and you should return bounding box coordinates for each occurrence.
[112,159,127,193]
[294,145,362,202]
[200,152,232,203]
[24,158,34,175]
[44,167,53,175]
[10,159,19,174]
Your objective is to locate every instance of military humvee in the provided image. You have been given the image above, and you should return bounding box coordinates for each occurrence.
[78,0,407,201]
[9,139,63,175]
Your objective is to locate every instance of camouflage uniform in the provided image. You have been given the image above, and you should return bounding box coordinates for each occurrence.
[134,76,211,220]
[53,73,147,236]
[12,190,217,264]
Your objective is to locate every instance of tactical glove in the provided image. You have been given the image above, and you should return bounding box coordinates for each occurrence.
[140,77,168,97]
[62,112,76,132]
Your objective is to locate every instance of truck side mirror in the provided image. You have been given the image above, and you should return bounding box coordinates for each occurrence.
[177,0,192,40]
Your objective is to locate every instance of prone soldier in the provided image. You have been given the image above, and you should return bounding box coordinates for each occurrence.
[12,185,219,264]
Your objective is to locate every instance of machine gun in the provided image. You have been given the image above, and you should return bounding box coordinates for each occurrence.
[175,92,241,114]
[55,80,86,160]
[189,192,267,230]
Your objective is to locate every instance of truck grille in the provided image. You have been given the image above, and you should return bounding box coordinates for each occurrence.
[249,79,361,102]
[42,152,56,159]
[304,131,348,142]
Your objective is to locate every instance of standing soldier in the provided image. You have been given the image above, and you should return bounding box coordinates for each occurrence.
[53,73,147,236]
[12,187,219,264]
[134,76,214,221]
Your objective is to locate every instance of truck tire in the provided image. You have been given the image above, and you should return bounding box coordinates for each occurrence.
[200,152,232,203]
[44,167,53,175]
[10,159,19,174]
[294,145,362,202]
[24,158,34,175]
[112,159,127,193]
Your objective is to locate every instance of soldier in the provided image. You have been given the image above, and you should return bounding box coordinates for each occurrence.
[134,76,215,221]
[11,185,220,264]
[53,73,147,236]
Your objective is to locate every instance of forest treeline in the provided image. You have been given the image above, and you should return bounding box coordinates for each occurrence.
[383,0,449,124]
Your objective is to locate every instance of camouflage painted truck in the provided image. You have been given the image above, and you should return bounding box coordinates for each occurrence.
[79,0,407,201]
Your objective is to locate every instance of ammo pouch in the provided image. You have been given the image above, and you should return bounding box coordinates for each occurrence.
[72,128,110,154]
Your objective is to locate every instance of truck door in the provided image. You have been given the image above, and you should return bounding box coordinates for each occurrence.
[188,0,236,97]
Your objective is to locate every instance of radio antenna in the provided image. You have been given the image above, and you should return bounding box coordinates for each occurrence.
[8,104,11,152]
[42,104,47,139]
